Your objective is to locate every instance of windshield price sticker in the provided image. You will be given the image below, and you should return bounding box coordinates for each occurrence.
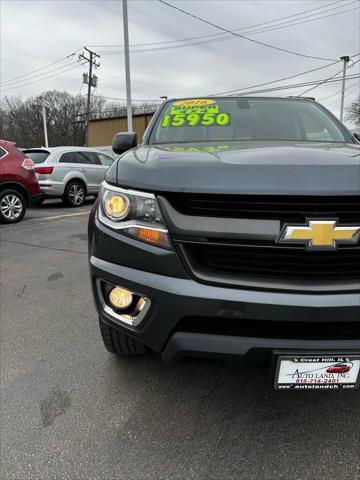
[173,99,215,107]
[161,112,230,127]
[161,99,231,128]
[275,356,360,390]
[170,104,219,115]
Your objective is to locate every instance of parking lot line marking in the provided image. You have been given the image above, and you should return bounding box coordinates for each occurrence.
[0,210,91,231]
[36,211,91,221]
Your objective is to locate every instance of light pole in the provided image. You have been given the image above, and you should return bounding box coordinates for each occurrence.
[122,0,133,132]
[42,105,49,148]
[339,55,350,122]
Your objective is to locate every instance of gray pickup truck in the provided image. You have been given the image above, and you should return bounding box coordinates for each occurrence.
[88,96,360,390]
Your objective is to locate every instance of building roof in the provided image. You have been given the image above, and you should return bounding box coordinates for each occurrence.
[89,111,156,123]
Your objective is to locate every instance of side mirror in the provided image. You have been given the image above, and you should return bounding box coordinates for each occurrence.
[112,132,137,155]
[353,133,360,143]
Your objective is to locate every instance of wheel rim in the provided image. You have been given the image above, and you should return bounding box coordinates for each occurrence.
[0,194,23,220]
[69,184,84,205]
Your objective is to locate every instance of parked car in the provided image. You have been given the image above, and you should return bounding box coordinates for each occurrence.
[0,140,41,223]
[22,147,115,207]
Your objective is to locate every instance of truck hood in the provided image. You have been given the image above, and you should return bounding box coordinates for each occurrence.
[112,141,360,195]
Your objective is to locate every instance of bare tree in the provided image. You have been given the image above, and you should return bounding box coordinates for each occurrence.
[0,90,106,147]
[346,97,360,127]
[0,90,160,146]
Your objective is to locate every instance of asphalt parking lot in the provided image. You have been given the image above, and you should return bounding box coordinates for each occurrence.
[1,200,359,480]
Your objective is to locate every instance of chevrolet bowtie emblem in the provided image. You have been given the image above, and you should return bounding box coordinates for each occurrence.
[278,220,360,249]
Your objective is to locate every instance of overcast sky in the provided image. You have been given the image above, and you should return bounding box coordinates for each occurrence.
[0,0,359,123]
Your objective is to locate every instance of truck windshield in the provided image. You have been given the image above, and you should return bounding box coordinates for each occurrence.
[151,97,347,144]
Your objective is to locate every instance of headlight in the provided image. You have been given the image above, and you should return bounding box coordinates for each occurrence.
[99,182,172,249]
[104,193,130,220]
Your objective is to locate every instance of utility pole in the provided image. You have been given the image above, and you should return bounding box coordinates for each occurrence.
[122,0,133,131]
[339,55,350,122]
[42,105,49,148]
[79,47,100,145]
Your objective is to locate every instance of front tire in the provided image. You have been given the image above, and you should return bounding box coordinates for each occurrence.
[63,181,86,207]
[99,318,148,355]
[0,189,27,224]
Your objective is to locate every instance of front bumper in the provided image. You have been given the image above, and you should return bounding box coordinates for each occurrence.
[90,254,360,363]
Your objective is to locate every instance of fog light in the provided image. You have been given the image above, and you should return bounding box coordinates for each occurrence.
[108,287,133,310]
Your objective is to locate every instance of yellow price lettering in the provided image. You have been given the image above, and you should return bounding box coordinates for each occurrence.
[216,113,230,125]
[161,115,171,127]
[161,112,231,128]
[187,113,200,126]
[201,113,215,126]
[171,114,186,126]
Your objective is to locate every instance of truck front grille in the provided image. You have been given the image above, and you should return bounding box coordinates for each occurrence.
[167,194,360,222]
[164,194,360,292]
[180,242,360,288]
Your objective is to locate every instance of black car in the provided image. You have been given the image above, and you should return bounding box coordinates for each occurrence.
[89,97,360,390]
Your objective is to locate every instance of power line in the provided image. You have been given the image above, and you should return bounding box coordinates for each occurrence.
[319,80,359,102]
[1,63,84,93]
[158,0,338,61]
[344,82,360,95]
[94,5,358,57]
[323,82,360,107]
[1,47,101,93]
[93,95,162,103]
[210,60,341,96]
[225,3,358,37]
[238,74,360,96]
[1,62,84,92]
[233,6,358,38]
[324,84,360,107]
[0,60,84,88]
[97,0,357,58]
[89,0,351,50]
[93,75,359,103]
[298,66,349,96]
[218,74,360,97]
[209,55,359,97]
[0,49,81,87]
[298,58,359,96]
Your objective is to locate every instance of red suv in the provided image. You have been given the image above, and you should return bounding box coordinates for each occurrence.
[0,140,42,223]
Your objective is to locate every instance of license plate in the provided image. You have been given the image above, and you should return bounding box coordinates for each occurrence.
[274,355,360,390]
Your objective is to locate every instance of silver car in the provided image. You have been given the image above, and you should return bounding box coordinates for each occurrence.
[23,147,114,207]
